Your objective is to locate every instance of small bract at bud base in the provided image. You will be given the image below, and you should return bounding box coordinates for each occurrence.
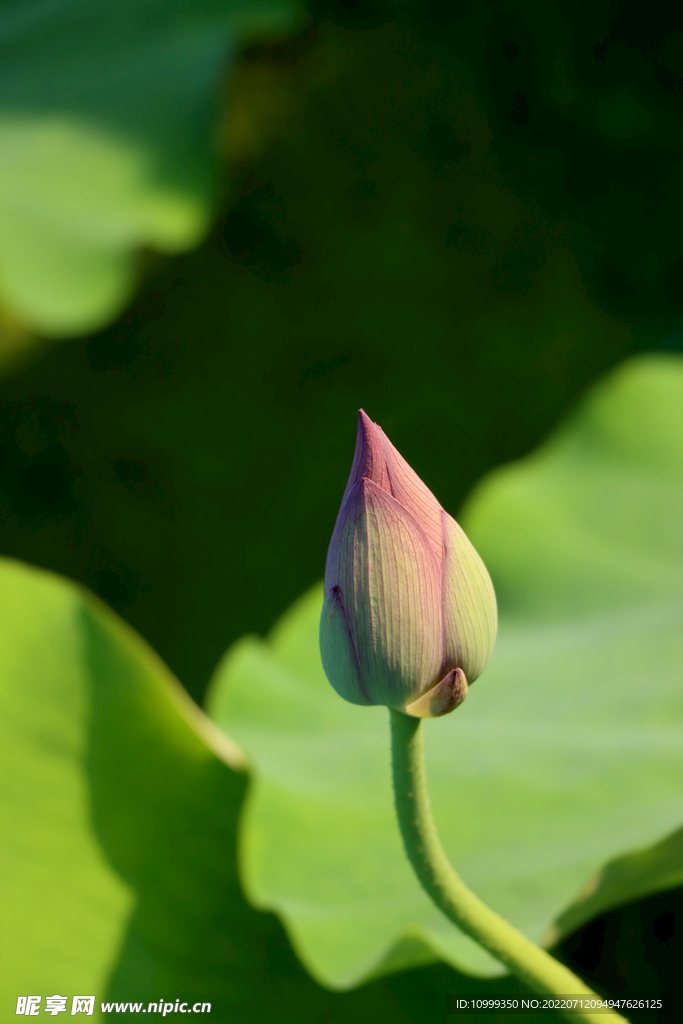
[320,411,497,718]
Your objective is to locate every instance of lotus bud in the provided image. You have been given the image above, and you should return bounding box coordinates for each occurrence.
[320,411,497,718]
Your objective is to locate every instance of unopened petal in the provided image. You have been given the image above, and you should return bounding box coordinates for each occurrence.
[403,667,468,718]
[330,477,443,708]
[441,511,497,683]
[320,586,373,705]
[326,410,392,586]
[377,428,444,568]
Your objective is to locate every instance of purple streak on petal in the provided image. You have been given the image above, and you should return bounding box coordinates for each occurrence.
[320,585,373,705]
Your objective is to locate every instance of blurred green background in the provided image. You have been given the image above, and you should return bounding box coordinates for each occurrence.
[1,0,682,1011]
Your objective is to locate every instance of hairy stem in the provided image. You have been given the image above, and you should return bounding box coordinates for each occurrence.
[389,709,629,1024]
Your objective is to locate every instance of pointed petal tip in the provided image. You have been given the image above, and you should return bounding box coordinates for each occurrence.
[358,409,389,441]
[402,668,468,719]
[340,410,390,502]
[357,409,380,442]
[340,473,375,504]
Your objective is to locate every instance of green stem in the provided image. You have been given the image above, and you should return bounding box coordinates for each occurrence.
[389,709,629,1024]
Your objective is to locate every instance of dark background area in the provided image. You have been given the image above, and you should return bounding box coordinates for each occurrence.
[0,0,681,1013]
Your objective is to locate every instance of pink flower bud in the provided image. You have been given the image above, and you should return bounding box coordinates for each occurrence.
[320,411,497,717]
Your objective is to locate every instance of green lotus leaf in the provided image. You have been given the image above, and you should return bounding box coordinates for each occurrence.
[0,0,293,336]
[0,555,257,1017]
[0,556,552,1020]
[207,354,683,988]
